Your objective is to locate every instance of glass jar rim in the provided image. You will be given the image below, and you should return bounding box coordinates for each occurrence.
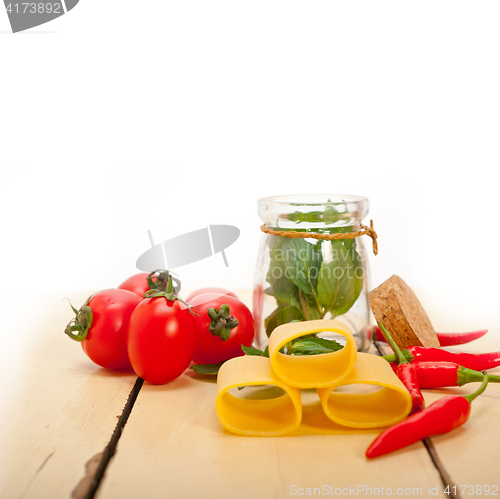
[258,193,370,228]
[258,193,368,207]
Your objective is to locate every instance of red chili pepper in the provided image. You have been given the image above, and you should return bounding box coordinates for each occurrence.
[436,330,488,347]
[389,361,500,388]
[366,373,489,458]
[373,326,487,347]
[377,322,425,414]
[382,346,500,371]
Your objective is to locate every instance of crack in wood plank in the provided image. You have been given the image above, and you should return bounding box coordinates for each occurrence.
[373,338,386,357]
[423,438,461,499]
[71,452,103,499]
[71,376,144,499]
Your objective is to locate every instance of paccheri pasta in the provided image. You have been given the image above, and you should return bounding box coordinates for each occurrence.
[216,320,412,436]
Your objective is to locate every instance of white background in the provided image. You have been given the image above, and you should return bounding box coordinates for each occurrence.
[1,1,499,333]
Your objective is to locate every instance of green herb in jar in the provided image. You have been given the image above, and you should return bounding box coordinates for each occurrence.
[264,229,363,337]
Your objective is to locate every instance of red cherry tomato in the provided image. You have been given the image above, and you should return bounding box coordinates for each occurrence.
[127,297,198,384]
[65,289,142,370]
[185,287,238,302]
[189,293,254,364]
[117,272,152,297]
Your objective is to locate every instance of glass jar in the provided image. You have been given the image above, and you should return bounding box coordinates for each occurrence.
[253,194,375,352]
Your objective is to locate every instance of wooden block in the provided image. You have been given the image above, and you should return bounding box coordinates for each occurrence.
[369,275,440,349]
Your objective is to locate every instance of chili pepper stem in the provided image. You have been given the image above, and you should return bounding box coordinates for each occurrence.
[382,351,414,363]
[378,322,425,414]
[457,366,500,386]
[377,322,408,364]
[464,367,500,386]
[464,372,489,403]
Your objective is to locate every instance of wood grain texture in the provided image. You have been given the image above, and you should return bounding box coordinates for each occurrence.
[370,275,440,349]
[96,371,447,499]
[2,288,499,499]
[0,292,138,499]
[97,290,447,499]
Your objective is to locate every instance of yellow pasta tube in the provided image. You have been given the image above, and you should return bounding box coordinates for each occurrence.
[268,320,357,388]
[317,353,412,428]
[216,355,302,436]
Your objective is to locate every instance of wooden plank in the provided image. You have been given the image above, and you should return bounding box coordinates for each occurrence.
[97,370,447,499]
[5,287,497,499]
[0,292,138,499]
[98,290,447,499]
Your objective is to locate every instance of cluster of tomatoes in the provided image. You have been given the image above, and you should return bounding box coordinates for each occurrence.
[64,271,255,384]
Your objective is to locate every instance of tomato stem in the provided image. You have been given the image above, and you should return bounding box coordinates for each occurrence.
[207,304,239,341]
[64,297,94,342]
[146,269,181,295]
[143,276,199,316]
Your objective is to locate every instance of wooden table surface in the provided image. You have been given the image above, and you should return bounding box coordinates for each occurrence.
[1,290,499,499]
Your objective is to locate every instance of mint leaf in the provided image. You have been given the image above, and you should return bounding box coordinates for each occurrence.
[332,244,363,317]
[241,345,264,356]
[190,362,225,375]
[241,345,269,358]
[265,305,305,337]
[264,277,301,310]
[287,211,324,223]
[287,204,342,225]
[304,293,322,320]
[238,342,269,390]
[317,240,363,318]
[264,238,303,311]
[279,238,321,295]
[290,337,344,356]
[263,218,364,334]
[266,236,287,281]
[265,236,322,322]
[323,204,340,225]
